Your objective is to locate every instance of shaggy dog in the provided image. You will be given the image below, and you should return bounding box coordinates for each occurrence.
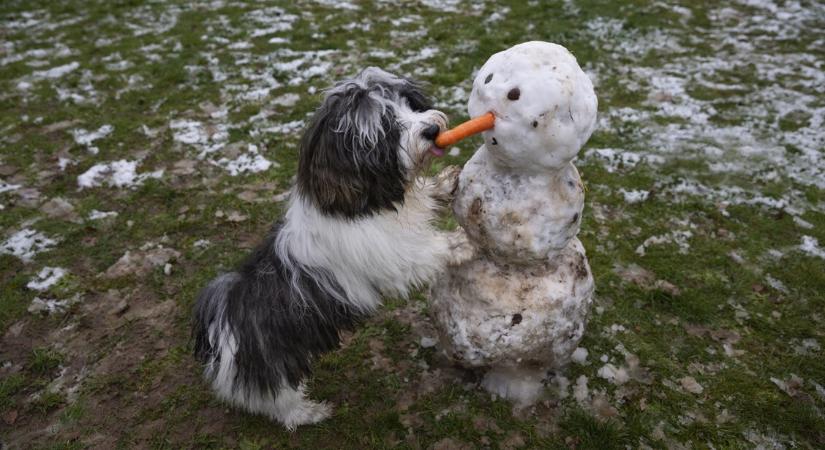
[193,67,466,429]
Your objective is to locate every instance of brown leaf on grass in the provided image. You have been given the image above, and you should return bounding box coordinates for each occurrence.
[501,432,527,449]
[430,437,473,450]
[2,409,18,425]
[613,263,680,295]
[40,197,81,222]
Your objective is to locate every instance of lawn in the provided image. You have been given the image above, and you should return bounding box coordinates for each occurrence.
[1,0,823,448]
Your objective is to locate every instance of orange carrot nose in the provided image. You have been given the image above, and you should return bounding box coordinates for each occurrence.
[435,112,495,148]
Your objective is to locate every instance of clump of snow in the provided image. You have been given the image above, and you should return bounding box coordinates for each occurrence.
[598,363,630,385]
[193,239,210,249]
[583,148,645,172]
[28,297,72,315]
[212,144,275,176]
[636,230,693,256]
[619,188,649,203]
[88,210,118,220]
[77,160,163,189]
[26,267,67,291]
[764,275,788,293]
[0,178,22,193]
[571,347,589,365]
[1,229,58,262]
[32,61,79,79]
[71,124,113,154]
[799,236,825,259]
[419,336,437,348]
[573,375,589,403]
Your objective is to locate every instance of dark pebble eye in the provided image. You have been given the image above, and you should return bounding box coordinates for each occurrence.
[507,87,520,100]
[491,137,498,145]
[511,314,522,325]
[484,73,493,84]
[532,120,538,128]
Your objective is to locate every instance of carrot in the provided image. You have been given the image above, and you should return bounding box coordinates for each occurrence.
[434,112,495,148]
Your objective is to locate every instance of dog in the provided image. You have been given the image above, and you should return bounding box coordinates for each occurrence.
[192,67,468,430]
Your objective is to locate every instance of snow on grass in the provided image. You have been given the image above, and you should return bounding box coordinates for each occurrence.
[77,160,163,189]
[1,229,58,262]
[0,179,22,193]
[212,144,275,176]
[71,124,113,154]
[618,188,649,204]
[26,267,67,291]
[636,229,693,256]
[169,119,229,157]
[28,297,71,315]
[32,61,79,79]
[571,347,589,365]
[799,236,825,260]
[584,1,825,214]
[87,210,118,220]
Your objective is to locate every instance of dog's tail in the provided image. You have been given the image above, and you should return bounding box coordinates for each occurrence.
[192,272,241,365]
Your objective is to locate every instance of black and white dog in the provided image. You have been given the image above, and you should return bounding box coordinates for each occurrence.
[193,68,467,429]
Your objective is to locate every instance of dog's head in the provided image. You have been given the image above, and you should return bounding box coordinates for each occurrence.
[297,67,447,218]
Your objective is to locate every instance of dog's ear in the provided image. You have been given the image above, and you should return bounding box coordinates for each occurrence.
[398,78,433,113]
[297,83,406,218]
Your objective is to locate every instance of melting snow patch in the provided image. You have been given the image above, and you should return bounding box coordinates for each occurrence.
[77,160,163,189]
[32,61,79,79]
[619,188,649,203]
[571,347,589,365]
[88,210,118,220]
[573,375,589,403]
[799,236,825,259]
[170,119,229,157]
[28,297,71,315]
[584,148,644,172]
[27,267,67,291]
[0,179,22,193]
[764,275,788,293]
[312,0,360,9]
[636,230,693,256]
[212,144,275,176]
[1,229,58,262]
[71,124,113,154]
[419,336,437,348]
[193,239,210,249]
[598,363,630,385]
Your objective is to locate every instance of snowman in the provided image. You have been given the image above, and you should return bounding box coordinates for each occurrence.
[430,41,598,406]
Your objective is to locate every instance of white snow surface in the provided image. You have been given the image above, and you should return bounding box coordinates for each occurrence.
[77,160,163,189]
[27,266,67,291]
[1,229,58,262]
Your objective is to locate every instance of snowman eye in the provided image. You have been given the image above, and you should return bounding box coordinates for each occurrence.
[484,73,493,84]
[531,120,538,128]
[507,87,520,100]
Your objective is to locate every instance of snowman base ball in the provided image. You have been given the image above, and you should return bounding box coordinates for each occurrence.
[430,41,598,406]
[429,238,594,406]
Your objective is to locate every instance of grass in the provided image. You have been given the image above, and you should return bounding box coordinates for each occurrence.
[0,0,824,448]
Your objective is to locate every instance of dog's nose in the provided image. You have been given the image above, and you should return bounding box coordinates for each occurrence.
[421,123,440,141]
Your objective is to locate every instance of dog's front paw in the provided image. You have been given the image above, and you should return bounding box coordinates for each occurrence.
[446,228,476,266]
[432,165,462,203]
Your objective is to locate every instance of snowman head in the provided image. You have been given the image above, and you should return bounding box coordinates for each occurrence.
[468,41,597,172]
